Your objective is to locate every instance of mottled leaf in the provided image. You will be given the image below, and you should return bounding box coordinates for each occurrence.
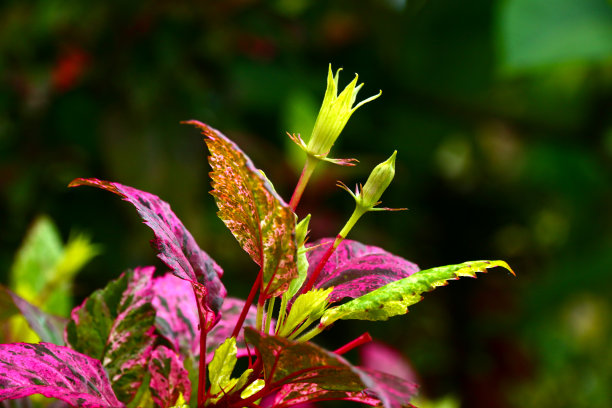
[65,267,157,402]
[274,382,380,408]
[186,120,297,298]
[0,342,123,407]
[244,328,363,391]
[69,178,226,327]
[152,273,255,363]
[149,346,191,408]
[208,338,237,395]
[246,329,417,408]
[306,239,419,303]
[322,260,514,325]
[0,286,67,345]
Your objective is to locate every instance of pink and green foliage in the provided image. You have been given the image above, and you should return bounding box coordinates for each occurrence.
[152,273,256,363]
[245,328,418,408]
[149,345,191,408]
[0,342,123,407]
[0,287,67,345]
[65,266,157,402]
[305,238,420,303]
[68,177,226,331]
[0,67,515,408]
[186,120,298,299]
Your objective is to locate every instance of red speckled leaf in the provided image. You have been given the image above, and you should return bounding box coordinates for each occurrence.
[149,346,191,408]
[274,383,380,408]
[186,121,297,298]
[306,239,419,303]
[244,328,363,390]
[68,178,226,326]
[65,267,156,403]
[245,329,417,408]
[0,342,123,407]
[152,274,256,363]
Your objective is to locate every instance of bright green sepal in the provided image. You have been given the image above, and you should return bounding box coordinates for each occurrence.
[321,260,514,326]
[277,287,333,337]
[241,379,265,399]
[209,337,238,395]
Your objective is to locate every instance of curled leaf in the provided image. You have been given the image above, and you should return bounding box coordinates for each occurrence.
[69,178,226,327]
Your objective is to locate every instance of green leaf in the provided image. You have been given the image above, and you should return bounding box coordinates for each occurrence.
[208,337,238,395]
[10,216,98,318]
[322,260,514,325]
[66,267,157,402]
[277,288,332,337]
[187,120,298,298]
[499,0,612,70]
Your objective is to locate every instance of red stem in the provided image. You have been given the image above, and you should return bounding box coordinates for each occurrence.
[193,286,208,407]
[232,267,263,338]
[301,236,341,293]
[333,332,372,355]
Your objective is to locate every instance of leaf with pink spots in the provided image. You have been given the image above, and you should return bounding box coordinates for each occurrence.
[65,267,156,403]
[0,342,123,407]
[186,121,297,299]
[68,178,226,328]
[148,346,191,408]
[306,238,419,303]
[152,273,256,363]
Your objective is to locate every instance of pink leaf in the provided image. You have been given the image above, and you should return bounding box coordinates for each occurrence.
[149,346,191,408]
[152,273,256,363]
[0,342,123,407]
[69,178,226,328]
[306,238,419,303]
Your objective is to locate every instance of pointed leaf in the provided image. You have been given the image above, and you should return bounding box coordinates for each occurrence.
[306,239,419,303]
[0,342,123,407]
[187,121,297,298]
[208,337,237,395]
[0,286,67,345]
[151,273,255,363]
[322,260,514,325]
[244,328,363,391]
[245,329,417,408]
[149,346,191,408]
[68,178,226,326]
[65,267,157,402]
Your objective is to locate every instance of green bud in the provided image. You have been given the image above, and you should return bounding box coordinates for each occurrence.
[295,214,311,246]
[357,150,397,210]
[292,65,381,165]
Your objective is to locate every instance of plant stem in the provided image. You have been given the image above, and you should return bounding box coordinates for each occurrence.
[333,332,372,355]
[256,299,265,331]
[264,297,275,334]
[275,295,289,334]
[232,267,263,338]
[193,285,208,407]
[296,323,325,343]
[289,156,318,211]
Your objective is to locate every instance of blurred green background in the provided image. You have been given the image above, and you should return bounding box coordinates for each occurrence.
[1,0,611,407]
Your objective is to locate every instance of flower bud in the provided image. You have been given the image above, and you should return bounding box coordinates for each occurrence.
[292,65,381,165]
[357,150,397,211]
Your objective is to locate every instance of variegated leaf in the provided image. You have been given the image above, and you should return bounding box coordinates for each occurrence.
[186,121,297,298]
[68,178,226,328]
[65,267,156,402]
[149,346,191,408]
[306,238,419,303]
[0,342,123,407]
